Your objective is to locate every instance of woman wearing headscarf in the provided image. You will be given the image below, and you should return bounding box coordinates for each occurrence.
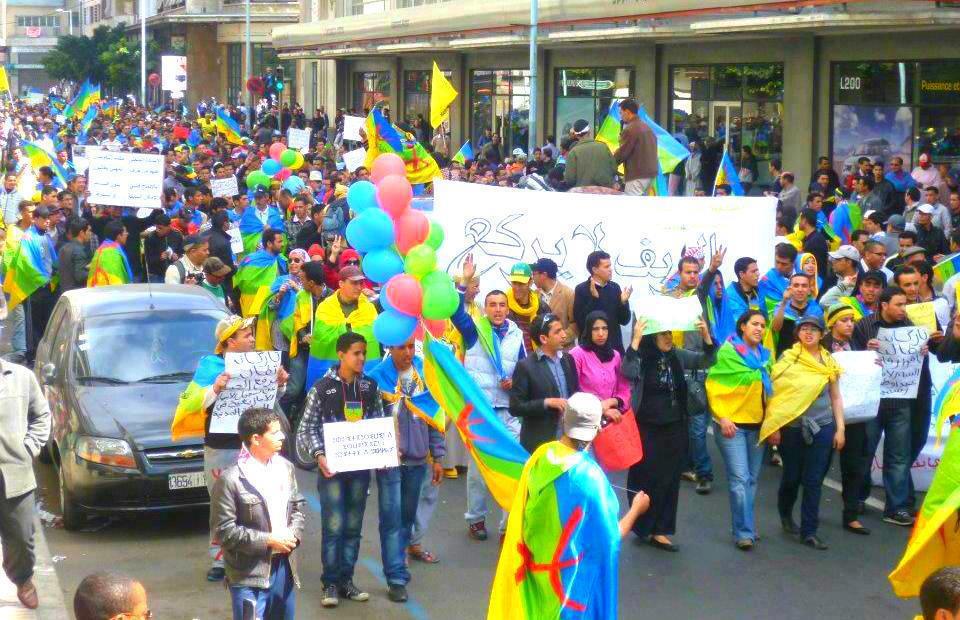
[622,316,715,551]
[759,315,845,550]
[706,309,773,550]
[797,252,822,299]
[569,311,631,425]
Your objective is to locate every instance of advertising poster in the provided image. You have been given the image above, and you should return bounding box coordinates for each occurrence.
[161,55,187,92]
[832,104,912,184]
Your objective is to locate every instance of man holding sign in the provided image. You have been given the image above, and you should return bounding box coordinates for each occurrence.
[297,332,389,608]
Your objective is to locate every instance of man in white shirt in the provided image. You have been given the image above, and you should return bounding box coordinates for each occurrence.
[165,235,209,284]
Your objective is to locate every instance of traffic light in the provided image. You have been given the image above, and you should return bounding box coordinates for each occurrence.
[275,65,284,93]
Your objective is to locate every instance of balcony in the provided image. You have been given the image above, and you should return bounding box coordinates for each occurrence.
[333,0,451,18]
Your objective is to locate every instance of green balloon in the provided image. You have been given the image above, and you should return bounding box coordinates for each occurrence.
[422,280,459,320]
[280,149,297,167]
[425,221,445,251]
[247,171,269,188]
[420,269,449,290]
[403,244,437,278]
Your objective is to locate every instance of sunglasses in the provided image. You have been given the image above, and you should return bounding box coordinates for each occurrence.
[290,257,304,264]
[344,259,360,266]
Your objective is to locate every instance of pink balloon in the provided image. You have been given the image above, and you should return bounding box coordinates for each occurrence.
[377,174,413,220]
[371,153,407,184]
[385,274,423,317]
[276,168,292,181]
[424,318,447,339]
[395,209,430,255]
[269,142,286,162]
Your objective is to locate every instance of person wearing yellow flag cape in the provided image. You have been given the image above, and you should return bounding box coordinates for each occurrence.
[487,392,649,620]
[759,316,844,551]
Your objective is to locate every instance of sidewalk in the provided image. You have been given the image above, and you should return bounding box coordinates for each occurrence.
[0,517,69,620]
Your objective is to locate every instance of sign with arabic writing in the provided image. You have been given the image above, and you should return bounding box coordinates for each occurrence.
[431,180,776,304]
[87,150,165,210]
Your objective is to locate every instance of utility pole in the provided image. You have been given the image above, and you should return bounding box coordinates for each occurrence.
[245,0,251,131]
[140,0,146,106]
[527,0,537,155]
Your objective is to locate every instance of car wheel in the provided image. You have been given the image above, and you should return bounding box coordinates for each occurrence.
[291,417,317,472]
[57,457,86,531]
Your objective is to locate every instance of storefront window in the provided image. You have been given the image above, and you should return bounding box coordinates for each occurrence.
[833,62,914,105]
[470,69,530,155]
[670,63,783,188]
[403,70,430,127]
[554,67,632,137]
[354,71,390,113]
[227,43,241,107]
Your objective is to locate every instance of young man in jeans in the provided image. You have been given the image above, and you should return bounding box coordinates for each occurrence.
[370,338,445,603]
[297,332,388,608]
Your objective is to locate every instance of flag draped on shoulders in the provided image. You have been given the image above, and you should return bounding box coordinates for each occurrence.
[235,250,287,318]
[828,199,862,246]
[87,240,133,287]
[239,206,285,256]
[170,354,224,441]
[276,286,314,358]
[757,269,790,318]
[706,338,772,423]
[363,107,440,185]
[487,441,620,620]
[254,274,293,350]
[715,282,762,345]
[2,227,56,311]
[422,333,528,511]
[759,343,841,442]
[370,355,445,431]
[933,253,960,288]
[305,293,379,391]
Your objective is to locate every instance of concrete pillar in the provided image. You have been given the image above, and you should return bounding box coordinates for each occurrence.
[782,35,815,191]
[185,23,219,103]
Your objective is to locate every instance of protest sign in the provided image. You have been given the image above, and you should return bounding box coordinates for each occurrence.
[432,180,776,301]
[343,115,365,141]
[877,326,929,399]
[209,351,282,434]
[633,294,702,334]
[832,350,882,423]
[287,127,311,152]
[342,147,367,172]
[906,302,938,334]
[227,228,244,254]
[71,144,100,174]
[322,417,399,473]
[87,150,164,209]
[210,176,239,198]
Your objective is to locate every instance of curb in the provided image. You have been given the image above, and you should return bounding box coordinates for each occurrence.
[0,516,69,620]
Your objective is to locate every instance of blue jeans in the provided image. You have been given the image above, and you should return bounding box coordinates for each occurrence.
[229,556,295,620]
[465,407,518,531]
[714,424,763,542]
[777,424,835,538]
[688,412,713,481]
[864,403,912,516]
[318,470,370,588]
[376,465,426,586]
[6,301,26,356]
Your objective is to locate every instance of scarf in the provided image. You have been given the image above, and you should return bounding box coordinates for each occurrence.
[506,287,539,321]
[760,342,841,442]
[580,310,615,363]
[795,253,821,298]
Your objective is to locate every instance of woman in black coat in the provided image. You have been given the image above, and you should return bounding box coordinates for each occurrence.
[206,211,236,301]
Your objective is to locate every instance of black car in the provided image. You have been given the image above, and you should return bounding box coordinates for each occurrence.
[34,284,229,530]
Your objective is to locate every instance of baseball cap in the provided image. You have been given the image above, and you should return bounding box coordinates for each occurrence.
[794,315,825,333]
[508,262,532,284]
[203,256,231,277]
[511,147,527,158]
[309,170,323,181]
[230,147,247,159]
[902,246,927,259]
[183,234,204,250]
[307,243,325,260]
[563,392,603,442]
[33,206,51,218]
[214,315,254,353]
[254,187,268,198]
[886,214,907,232]
[917,203,935,215]
[572,119,590,135]
[339,265,365,282]
[863,209,877,221]
[862,269,887,286]
[530,257,558,279]
[828,245,861,262]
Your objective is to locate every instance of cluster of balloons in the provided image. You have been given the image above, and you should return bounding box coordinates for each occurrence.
[344,153,458,346]
[245,142,307,194]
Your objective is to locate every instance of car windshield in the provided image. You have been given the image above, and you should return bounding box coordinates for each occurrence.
[74,310,225,384]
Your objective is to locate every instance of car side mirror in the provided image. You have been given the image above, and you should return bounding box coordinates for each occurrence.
[40,363,56,385]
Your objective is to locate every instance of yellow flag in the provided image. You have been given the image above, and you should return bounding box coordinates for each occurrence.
[429,62,457,129]
[0,67,10,93]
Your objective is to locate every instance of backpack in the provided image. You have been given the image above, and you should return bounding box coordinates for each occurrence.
[321,198,348,240]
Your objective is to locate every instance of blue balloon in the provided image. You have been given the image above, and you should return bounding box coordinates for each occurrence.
[373,309,417,347]
[282,177,305,194]
[347,180,378,214]
[261,159,281,177]
[362,248,404,284]
[345,208,395,253]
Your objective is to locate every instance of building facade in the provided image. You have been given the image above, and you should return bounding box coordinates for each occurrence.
[273,0,960,190]
[1,0,82,95]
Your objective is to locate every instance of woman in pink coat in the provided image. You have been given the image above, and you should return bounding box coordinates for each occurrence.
[568,311,632,425]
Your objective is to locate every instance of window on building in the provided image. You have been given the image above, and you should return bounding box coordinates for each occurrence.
[402,69,452,140]
[354,71,390,113]
[554,67,632,138]
[917,61,960,164]
[671,63,784,188]
[227,43,242,107]
[16,15,61,28]
[470,69,530,155]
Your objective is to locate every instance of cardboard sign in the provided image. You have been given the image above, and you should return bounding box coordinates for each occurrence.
[633,294,703,334]
[906,302,938,334]
[322,417,399,473]
[87,150,164,209]
[343,115,365,141]
[227,228,244,254]
[877,326,929,399]
[211,176,239,198]
[209,351,281,434]
[832,350,882,423]
[287,127,311,152]
[342,147,367,172]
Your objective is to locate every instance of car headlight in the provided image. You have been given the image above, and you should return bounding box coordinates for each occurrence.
[76,437,137,469]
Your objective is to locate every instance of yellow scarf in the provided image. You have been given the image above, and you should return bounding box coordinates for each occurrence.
[760,342,841,442]
[506,288,540,321]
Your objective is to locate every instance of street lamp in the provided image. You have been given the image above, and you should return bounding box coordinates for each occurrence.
[55,7,72,35]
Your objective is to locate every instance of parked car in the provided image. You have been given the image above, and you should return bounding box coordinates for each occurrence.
[34,284,230,530]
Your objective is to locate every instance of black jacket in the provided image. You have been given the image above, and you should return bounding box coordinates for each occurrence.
[58,239,91,291]
[142,229,184,280]
[294,220,323,251]
[572,279,632,353]
[802,230,830,283]
[851,313,929,408]
[509,352,579,453]
[297,367,387,460]
[915,224,949,257]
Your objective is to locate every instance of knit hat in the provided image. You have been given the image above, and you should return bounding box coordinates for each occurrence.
[826,303,856,329]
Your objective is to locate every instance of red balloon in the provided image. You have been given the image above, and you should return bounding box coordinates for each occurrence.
[148,73,161,87]
[276,168,292,181]
[246,77,265,95]
[377,174,413,220]
[371,153,407,184]
[394,210,430,255]
[385,274,423,317]
[424,318,447,339]
[269,142,286,162]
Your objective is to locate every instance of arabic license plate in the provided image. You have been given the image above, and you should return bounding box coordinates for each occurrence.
[168,472,205,490]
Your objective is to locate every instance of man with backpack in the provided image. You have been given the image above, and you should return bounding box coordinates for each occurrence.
[165,234,210,285]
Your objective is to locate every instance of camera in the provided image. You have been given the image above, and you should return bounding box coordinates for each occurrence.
[186,271,205,286]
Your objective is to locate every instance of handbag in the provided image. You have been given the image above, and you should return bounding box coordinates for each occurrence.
[592,408,643,472]
[685,373,707,416]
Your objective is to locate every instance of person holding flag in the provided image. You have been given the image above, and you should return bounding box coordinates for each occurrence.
[87,221,133,287]
[612,99,658,196]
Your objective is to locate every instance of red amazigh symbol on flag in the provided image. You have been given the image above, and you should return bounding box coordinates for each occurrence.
[514,506,586,612]
[456,404,493,444]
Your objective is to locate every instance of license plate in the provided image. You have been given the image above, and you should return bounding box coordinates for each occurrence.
[168,472,205,490]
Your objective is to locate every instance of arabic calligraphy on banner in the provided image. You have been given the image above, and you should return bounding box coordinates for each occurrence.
[87,150,165,210]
